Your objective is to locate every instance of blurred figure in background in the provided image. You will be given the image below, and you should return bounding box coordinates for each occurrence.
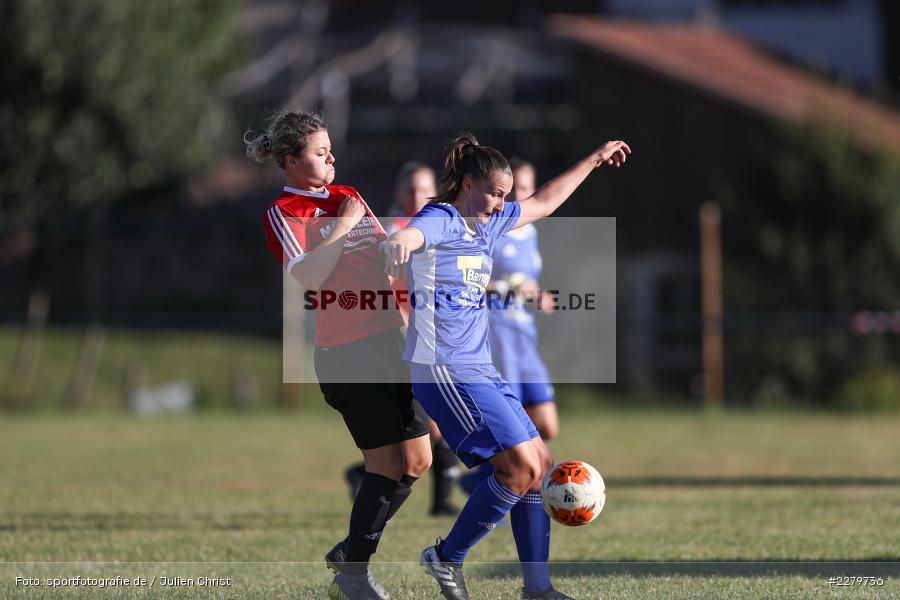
[459,157,559,494]
[345,161,461,517]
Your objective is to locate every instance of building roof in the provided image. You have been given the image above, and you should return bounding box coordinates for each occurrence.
[548,15,900,152]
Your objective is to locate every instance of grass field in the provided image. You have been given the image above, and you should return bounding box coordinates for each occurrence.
[1,410,899,599]
[0,326,290,411]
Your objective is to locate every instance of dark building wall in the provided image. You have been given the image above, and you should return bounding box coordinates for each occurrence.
[557,42,780,251]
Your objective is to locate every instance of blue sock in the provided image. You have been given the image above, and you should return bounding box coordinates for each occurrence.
[458,462,495,495]
[441,474,522,563]
[511,491,552,594]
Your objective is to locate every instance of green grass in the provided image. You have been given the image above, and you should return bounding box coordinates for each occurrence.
[1,411,899,598]
[0,326,322,411]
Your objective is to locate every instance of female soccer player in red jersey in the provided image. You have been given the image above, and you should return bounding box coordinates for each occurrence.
[248,110,432,600]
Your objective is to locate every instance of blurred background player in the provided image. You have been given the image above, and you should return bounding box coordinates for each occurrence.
[459,157,559,497]
[250,110,432,600]
[344,161,461,516]
[384,133,630,600]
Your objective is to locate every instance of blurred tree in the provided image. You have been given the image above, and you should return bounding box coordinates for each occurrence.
[721,121,900,403]
[0,0,244,238]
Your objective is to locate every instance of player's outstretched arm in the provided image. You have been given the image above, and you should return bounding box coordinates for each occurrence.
[515,141,630,229]
[383,227,426,278]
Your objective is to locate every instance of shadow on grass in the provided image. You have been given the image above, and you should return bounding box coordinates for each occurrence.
[472,560,900,579]
[609,476,900,487]
[0,511,311,531]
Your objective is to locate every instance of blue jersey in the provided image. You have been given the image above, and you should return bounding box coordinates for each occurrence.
[403,201,522,364]
[490,223,542,332]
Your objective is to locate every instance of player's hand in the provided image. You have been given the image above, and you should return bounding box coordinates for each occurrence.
[517,281,556,314]
[593,141,631,168]
[335,194,367,234]
[383,239,411,279]
[516,279,541,302]
[538,289,556,314]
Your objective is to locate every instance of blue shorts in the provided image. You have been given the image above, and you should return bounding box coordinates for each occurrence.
[489,321,555,406]
[410,362,540,468]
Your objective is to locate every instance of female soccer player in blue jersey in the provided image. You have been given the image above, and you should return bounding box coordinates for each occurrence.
[383,134,630,600]
[458,157,560,497]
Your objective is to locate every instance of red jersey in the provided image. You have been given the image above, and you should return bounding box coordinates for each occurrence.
[264,184,403,347]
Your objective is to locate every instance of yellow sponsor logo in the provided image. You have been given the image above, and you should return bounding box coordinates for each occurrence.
[457,256,483,270]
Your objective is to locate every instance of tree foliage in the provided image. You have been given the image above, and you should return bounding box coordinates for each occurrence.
[0,0,244,235]
[722,120,900,402]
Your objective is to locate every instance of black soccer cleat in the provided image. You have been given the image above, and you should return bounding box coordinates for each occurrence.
[420,538,470,600]
[327,565,391,600]
[325,537,349,574]
[521,585,577,599]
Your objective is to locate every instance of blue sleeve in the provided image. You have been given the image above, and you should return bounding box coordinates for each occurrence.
[407,203,453,248]
[482,201,521,246]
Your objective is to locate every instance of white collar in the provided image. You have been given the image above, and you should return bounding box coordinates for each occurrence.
[283,185,330,199]
[442,202,481,236]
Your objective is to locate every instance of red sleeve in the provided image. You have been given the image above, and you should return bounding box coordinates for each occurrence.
[263,202,309,270]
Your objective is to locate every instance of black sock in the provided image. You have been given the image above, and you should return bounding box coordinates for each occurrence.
[345,472,409,570]
[345,473,395,567]
[383,473,417,527]
[431,440,459,510]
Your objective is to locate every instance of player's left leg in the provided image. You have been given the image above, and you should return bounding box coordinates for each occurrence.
[515,375,573,597]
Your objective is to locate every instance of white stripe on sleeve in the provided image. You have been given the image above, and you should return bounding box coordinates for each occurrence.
[273,206,304,255]
[267,207,299,259]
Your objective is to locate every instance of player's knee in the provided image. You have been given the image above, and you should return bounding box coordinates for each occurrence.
[521,458,544,492]
[405,453,432,477]
[540,450,554,474]
[498,462,539,496]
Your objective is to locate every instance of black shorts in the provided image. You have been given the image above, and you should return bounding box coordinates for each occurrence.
[314,328,429,450]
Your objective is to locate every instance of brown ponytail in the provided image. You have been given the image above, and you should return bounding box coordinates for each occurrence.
[434,132,511,204]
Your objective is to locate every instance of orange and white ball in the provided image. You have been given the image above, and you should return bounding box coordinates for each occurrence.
[541,461,606,526]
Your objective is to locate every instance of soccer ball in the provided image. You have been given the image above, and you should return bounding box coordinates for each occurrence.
[541,461,606,526]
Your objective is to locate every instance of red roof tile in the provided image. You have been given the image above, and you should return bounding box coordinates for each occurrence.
[548,15,900,152]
